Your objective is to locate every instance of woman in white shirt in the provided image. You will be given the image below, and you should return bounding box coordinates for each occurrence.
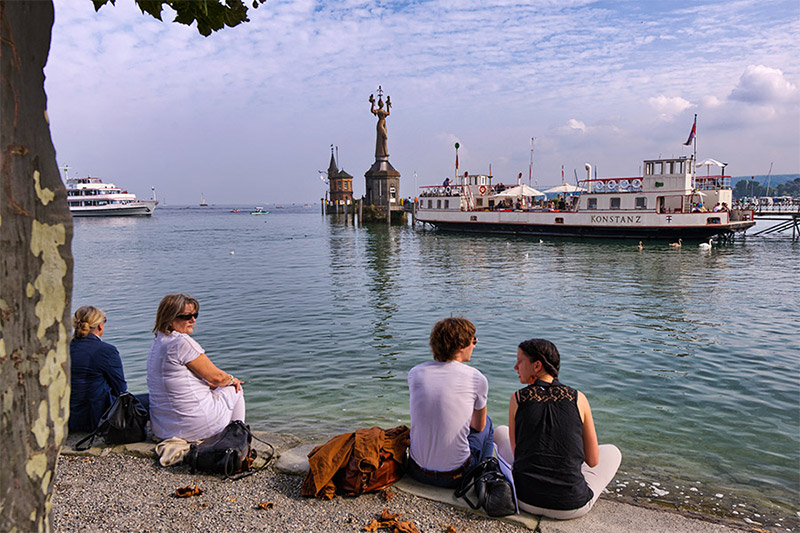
[147,293,245,441]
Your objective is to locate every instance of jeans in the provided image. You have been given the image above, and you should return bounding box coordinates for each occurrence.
[409,416,495,489]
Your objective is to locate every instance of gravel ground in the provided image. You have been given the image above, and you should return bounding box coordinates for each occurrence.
[52,454,529,533]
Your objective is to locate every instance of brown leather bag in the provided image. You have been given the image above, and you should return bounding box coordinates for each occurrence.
[335,448,404,496]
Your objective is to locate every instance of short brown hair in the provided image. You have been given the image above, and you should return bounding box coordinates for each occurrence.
[153,293,199,335]
[429,317,475,362]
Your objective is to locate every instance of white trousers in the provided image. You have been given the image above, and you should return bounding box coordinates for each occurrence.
[493,425,622,520]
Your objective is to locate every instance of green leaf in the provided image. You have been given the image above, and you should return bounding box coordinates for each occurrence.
[134,0,165,21]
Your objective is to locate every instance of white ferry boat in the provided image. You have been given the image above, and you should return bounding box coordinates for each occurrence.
[65,171,157,217]
[416,156,755,240]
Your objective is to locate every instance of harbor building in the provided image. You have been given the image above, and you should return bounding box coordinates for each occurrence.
[325,146,353,211]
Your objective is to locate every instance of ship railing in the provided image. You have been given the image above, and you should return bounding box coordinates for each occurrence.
[692,175,731,190]
[579,176,644,193]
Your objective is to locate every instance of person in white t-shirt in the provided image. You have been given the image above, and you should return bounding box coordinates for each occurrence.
[147,293,245,442]
[407,317,493,488]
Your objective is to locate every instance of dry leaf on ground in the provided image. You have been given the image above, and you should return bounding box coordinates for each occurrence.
[175,485,203,498]
[256,501,274,510]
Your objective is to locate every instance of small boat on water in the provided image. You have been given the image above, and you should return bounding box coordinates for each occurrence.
[230,209,241,213]
[64,169,157,217]
[416,155,755,240]
[200,193,208,206]
[250,206,269,215]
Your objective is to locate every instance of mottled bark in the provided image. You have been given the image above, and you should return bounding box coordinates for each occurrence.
[1,1,73,531]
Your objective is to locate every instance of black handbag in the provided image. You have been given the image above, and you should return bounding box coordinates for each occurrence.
[184,420,274,479]
[454,457,516,517]
[73,392,149,451]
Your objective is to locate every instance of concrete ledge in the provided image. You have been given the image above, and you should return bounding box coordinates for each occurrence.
[394,476,540,530]
[60,430,302,462]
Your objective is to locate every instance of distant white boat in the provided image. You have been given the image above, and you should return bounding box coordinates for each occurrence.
[64,169,156,217]
[250,206,269,215]
[200,193,208,206]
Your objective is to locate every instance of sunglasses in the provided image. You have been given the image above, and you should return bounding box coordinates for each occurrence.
[472,336,478,345]
[176,312,199,321]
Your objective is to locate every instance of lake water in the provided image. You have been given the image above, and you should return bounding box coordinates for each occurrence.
[72,206,799,529]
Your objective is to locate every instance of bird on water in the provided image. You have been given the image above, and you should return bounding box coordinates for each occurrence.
[669,238,682,248]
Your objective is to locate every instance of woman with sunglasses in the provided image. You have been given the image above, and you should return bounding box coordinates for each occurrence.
[147,293,245,442]
[69,305,129,431]
[493,339,621,519]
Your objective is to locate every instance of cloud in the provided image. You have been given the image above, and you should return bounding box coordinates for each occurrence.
[564,119,587,134]
[648,95,693,121]
[729,65,799,105]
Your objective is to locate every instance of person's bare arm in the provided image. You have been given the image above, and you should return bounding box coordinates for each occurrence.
[186,353,243,392]
[577,391,599,467]
[470,406,487,432]
[508,392,519,454]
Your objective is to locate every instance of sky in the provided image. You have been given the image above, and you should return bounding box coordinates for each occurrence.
[46,0,800,204]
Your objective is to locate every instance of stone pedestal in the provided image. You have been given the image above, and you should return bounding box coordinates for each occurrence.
[364,155,400,208]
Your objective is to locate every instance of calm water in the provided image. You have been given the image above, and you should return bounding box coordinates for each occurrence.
[72,206,799,526]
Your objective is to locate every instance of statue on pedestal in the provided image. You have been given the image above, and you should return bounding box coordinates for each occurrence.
[369,86,391,158]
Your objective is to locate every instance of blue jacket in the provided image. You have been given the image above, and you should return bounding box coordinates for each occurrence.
[69,334,127,432]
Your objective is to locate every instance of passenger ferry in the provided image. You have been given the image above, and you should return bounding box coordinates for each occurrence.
[416,156,755,240]
[64,169,157,217]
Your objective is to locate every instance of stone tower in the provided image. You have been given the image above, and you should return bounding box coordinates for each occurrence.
[327,146,353,205]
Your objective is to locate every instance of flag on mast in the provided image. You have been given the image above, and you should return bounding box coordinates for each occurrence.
[683,116,696,146]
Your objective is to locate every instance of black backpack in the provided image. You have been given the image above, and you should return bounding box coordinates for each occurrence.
[73,392,149,451]
[454,457,517,517]
[184,420,274,479]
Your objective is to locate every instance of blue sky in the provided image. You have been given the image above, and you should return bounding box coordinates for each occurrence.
[46,0,800,204]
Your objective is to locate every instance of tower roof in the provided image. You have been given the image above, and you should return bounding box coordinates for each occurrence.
[328,146,338,173]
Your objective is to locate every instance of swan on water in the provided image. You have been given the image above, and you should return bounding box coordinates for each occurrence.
[699,238,713,250]
[637,241,643,250]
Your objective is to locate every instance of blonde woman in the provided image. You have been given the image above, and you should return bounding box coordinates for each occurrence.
[147,293,244,442]
[69,306,128,431]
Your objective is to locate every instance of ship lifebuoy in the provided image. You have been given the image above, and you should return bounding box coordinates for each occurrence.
[631,178,642,189]
[479,185,487,195]
[606,180,617,190]
[619,179,630,190]
[595,181,605,192]
[445,186,452,195]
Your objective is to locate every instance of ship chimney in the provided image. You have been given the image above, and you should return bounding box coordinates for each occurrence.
[585,163,592,192]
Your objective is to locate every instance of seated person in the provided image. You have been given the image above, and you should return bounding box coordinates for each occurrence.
[69,306,128,432]
[147,293,245,442]
[494,339,621,520]
[407,317,493,488]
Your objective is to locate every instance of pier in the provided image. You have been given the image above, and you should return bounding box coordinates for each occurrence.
[751,205,800,240]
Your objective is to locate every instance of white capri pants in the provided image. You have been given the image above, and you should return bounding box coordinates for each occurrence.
[494,425,622,520]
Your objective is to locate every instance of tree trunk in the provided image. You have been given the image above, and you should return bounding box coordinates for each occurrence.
[1,1,73,531]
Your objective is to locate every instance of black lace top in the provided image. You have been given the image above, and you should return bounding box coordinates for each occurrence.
[512,379,593,510]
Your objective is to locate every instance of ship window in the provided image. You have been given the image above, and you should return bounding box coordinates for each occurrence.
[444,200,450,209]
[475,198,483,207]
[645,162,653,176]
[555,217,564,224]
[428,200,432,208]
[635,197,647,209]
[707,217,721,225]
[610,197,621,210]
[587,198,597,210]
[437,199,441,209]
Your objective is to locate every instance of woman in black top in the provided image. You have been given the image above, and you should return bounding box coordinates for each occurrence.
[494,339,621,519]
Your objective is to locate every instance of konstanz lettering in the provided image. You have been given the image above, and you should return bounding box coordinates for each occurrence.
[590,215,641,224]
